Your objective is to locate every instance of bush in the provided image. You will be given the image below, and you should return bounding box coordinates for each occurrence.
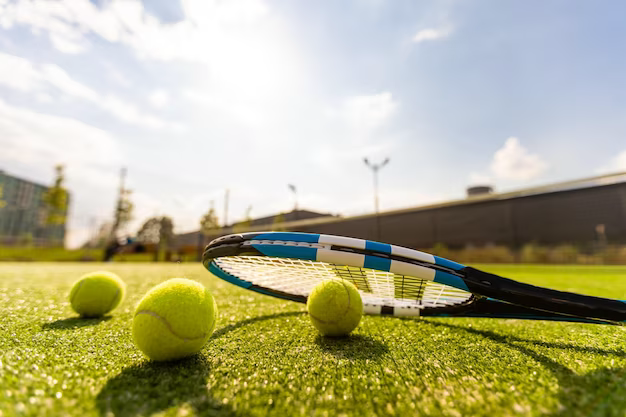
[430,243,452,259]
[546,245,578,264]
[0,247,103,262]
[599,245,626,264]
[520,244,549,263]
[457,245,515,263]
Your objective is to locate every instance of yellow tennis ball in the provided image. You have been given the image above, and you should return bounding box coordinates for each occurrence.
[132,278,218,362]
[69,271,126,317]
[307,280,363,337]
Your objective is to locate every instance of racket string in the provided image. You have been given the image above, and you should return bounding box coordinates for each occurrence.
[214,256,472,309]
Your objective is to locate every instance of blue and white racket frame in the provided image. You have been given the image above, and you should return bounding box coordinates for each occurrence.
[202,231,626,325]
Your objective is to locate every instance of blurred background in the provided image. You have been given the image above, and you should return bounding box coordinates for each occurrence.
[0,0,625,263]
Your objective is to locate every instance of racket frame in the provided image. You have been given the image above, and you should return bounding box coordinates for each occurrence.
[203,232,626,324]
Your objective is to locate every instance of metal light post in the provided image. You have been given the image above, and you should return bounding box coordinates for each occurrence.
[223,189,230,228]
[364,157,390,240]
[108,167,127,242]
[288,184,298,211]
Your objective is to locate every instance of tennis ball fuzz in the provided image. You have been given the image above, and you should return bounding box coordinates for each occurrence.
[307,280,363,337]
[69,271,126,317]
[132,278,218,362]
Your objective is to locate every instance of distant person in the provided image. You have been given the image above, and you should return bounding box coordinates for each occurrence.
[103,239,121,262]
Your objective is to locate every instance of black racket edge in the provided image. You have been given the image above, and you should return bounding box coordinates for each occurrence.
[461,267,626,323]
[203,234,626,324]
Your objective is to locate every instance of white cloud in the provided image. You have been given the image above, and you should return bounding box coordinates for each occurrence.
[40,64,98,101]
[315,92,399,169]
[0,0,121,52]
[491,137,548,181]
[412,26,452,43]
[0,52,41,92]
[148,90,169,108]
[312,142,393,170]
[0,98,122,181]
[0,51,182,131]
[104,64,132,87]
[0,0,271,64]
[0,98,125,248]
[468,172,493,186]
[612,151,626,171]
[0,53,96,98]
[0,0,450,234]
[35,92,53,103]
[0,0,304,105]
[183,90,265,126]
[100,95,185,131]
[340,92,398,131]
[49,32,87,54]
[599,150,626,173]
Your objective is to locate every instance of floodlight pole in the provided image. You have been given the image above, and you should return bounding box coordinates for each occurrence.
[223,189,230,229]
[288,184,298,211]
[108,167,127,242]
[364,157,390,240]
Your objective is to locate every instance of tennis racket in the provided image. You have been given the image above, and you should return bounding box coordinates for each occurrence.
[202,232,626,325]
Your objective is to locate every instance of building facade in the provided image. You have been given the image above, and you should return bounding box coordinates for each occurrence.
[0,170,69,246]
[190,173,626,251]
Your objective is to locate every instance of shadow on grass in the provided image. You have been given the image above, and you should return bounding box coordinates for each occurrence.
[96,355,232,417]
[211,310,306,340]
[212,310,389,361]
[314,334,389,360]
[42,316,112,330]
[423,320,626,416]
[422,319,626,358]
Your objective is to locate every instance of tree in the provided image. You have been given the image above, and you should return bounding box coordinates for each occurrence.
[108,168,133,243]
[103,169,134,261]
[111,188,133,237]
[159,217,174,254]
[137,216,174,261]
[200,204,220,237]
[43,165,68,225]
[197,203,221,260]
[119,190,133,228]
[0,181,6,209]
[42,165,69,246]
[137,218,162,245]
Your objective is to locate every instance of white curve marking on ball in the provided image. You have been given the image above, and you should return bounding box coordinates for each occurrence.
[135,310,209,341]
[69,279,85,304]
[106,288,121,312]
[308,280,353,325]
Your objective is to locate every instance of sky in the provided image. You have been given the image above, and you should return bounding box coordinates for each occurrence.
[0,0,625,248]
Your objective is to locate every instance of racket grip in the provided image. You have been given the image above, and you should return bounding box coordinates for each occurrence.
[462,267,626,322]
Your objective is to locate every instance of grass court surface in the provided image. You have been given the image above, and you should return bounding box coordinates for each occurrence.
[1,263,626,416]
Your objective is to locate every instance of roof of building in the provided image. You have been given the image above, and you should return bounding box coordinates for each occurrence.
[214,171,626,233]
[169,171,626,246]
[231,209,337,228]
[0,169,51,190]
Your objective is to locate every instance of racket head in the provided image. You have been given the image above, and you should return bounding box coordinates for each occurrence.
[203,231,476,316]
[203,232,625,324]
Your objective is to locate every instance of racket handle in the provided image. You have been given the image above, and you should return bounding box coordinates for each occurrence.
[462,267,626,322]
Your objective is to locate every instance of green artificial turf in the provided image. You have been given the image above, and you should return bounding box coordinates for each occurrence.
[1,263,625,417]
[0,247,198,262]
